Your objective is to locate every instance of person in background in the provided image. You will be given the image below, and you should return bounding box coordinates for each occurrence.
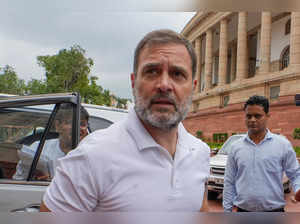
[40,29,210,212]
[13,104,89,180]
[223,95,300,212]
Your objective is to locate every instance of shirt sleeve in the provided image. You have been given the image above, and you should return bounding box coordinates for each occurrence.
[283,141,300,193]
[43,148,99,212]
[223,150,237,212]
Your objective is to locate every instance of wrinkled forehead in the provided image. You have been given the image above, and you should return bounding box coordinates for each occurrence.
[138,43,192,68]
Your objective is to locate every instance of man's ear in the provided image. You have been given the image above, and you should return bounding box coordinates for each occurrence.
[131,73,135,89]
[54,120,60,131]
[192,79,197,92]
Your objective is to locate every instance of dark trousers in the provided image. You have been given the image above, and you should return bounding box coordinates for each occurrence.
[237,207,285,212]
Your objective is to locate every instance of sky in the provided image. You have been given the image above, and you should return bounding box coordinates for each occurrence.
[0,1,195,99]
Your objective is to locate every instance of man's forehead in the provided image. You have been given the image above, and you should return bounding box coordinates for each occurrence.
[140,43,188,55]
[138,44,191,67]
[245,104,266,113]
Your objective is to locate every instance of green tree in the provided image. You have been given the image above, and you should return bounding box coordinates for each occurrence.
[0,65,26,95]
[26,79,48,94]
[116,97,128,109]
[37,45,93,95]
[35,45,116,106]
[81,76,111,106]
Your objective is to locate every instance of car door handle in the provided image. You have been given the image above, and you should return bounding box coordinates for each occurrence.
[11,203,40,212]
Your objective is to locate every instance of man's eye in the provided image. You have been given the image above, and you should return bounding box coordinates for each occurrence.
[255,115,262,119]
[145,68,159,75]
[172,71,185,80]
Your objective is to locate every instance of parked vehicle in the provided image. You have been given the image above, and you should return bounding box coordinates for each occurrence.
[0,93,128,212]
[208,134,291,200]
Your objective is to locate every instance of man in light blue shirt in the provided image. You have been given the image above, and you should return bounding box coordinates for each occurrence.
[223,95,300,212]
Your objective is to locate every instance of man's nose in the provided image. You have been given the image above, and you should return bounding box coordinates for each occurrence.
[157,72,172,92]
[249,116,256,122]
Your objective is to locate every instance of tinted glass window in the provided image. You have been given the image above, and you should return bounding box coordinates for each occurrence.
[0,106,52,180]
[88,116,113,132]
[0,103,76,182]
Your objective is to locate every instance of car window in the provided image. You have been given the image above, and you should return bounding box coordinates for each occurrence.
[88,116,113,132]
[0,103,74,182]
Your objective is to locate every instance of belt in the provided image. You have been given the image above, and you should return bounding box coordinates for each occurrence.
[237,207,285,212]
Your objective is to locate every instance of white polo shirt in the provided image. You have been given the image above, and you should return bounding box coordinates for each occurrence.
[43,109,210,212]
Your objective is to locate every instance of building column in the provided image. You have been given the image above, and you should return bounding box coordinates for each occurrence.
[259,12,272,74]
[290,12,300,70]
[236,12,248,81]
[204,29,213,91]
[230,43,237,82]
[195,37,202,92]
[218,19,228,86]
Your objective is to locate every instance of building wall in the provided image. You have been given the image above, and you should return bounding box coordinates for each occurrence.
[182,12,300,147]
[271,15,291,62]
[184,95,300,146]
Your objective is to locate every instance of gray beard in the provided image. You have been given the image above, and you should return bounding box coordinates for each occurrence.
[133,87,192,131]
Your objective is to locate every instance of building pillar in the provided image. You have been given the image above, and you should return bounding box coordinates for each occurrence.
[259,12,272,74]
[236,12,248,81]
[204,29,213,90]
[218,19,228,86]
[195,37,202,92]
[230,43,237,82]
[290,12,300,70]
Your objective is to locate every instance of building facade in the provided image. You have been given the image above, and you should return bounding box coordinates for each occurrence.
[181,12,300,146]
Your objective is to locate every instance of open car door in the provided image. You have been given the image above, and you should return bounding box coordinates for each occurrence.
[0,93,81,212]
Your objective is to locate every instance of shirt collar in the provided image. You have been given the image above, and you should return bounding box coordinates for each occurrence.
[125,108,189,152]
[245,129,273,144]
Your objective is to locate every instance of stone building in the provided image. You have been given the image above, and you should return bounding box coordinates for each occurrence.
[181,12,300,146]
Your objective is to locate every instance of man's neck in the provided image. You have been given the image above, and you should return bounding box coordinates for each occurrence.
[249,129,267,144]
[141,120,178,159]
[59,139,71,154]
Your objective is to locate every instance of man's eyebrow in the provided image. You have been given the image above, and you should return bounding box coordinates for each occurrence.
[141,62,161,69]
[170,65,188,74]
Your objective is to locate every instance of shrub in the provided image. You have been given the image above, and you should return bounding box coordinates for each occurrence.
[293,128,300,139]
[207,142,223,150]
[195,130,203,139]
[294,146,300,157]
[212,133,228,143]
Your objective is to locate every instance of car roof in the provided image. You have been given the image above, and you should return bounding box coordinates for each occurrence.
[82,103,128,123]
[0,93,128,123]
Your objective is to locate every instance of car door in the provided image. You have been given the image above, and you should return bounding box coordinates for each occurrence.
[0,93,80,212]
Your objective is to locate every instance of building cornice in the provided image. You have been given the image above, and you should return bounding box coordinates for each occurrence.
[193,70,300,102]
[182,12,234,41]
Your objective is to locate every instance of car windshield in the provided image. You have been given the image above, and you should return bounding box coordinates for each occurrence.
[218,135,245,155]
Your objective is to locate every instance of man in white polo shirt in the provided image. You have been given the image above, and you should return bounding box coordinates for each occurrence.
[40,29,210,212]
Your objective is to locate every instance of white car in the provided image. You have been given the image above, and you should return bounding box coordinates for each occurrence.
[0,93,128,212]
[208,134,291,200]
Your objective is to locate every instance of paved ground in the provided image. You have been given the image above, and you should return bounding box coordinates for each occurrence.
[208,191,300,212]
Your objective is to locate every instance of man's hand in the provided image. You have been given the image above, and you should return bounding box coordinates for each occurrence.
[295,189,300,201]
[36,175,51,181]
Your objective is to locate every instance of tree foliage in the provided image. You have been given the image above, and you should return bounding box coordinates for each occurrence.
[26,79,48,95]
[37,45,92,94]
[0,45,129,108]
[0,65,26,95]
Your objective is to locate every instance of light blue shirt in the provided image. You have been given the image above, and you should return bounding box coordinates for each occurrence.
[223,130,300,212]
[13,139,65,180]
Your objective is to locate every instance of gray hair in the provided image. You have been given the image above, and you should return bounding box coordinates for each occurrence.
[133,29,197,79]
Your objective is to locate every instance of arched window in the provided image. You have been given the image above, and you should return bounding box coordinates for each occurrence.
[280,46,290,70]
[285,19,291,35]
